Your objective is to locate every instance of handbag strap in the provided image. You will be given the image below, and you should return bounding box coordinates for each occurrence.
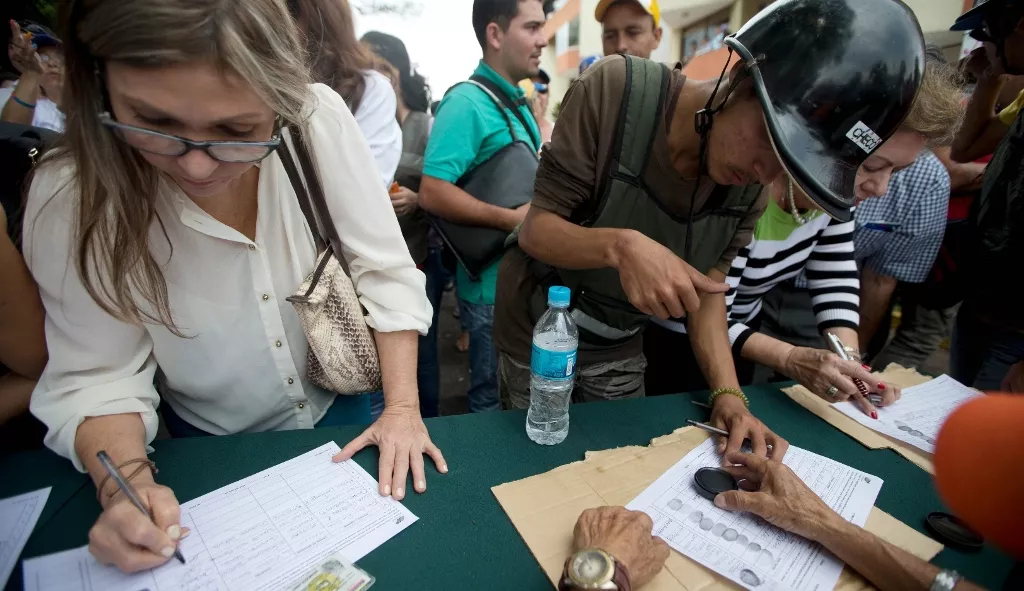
[279,124,352,279]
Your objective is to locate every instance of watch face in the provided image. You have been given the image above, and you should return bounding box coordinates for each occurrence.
[572,549,612,584]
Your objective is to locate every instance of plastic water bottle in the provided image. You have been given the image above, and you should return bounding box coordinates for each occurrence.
[527,286,578,445]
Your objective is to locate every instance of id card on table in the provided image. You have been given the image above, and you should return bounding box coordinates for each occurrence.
[288,552,374,591]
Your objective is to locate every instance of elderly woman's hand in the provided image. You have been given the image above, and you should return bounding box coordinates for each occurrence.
[783,347,900,415]
[713,452,841,541]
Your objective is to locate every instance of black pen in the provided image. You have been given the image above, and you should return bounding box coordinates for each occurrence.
[97,451,186,564]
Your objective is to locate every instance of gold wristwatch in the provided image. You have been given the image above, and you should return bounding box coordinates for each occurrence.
[558,548,631,591]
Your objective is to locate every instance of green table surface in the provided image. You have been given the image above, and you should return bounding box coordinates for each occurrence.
[1,383,1015,591]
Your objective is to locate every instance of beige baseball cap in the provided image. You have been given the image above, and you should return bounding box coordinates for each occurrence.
[594,0,661,27]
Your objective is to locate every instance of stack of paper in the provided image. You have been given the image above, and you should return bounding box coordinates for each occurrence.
[833,374,981,454]
[627,439,880,590]
[22,443,415,591]
[492,427,942,590]
[0,487,50,587]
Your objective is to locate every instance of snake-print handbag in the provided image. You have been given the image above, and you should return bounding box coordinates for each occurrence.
[278,126,382,395]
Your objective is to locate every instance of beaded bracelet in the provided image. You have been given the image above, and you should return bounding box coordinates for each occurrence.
[708,387,749,409]
[96,458,158,503]
[12,95,36,109]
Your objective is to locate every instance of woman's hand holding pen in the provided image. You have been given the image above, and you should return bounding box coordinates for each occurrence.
[782,347,900,417]
[88,478,186,573]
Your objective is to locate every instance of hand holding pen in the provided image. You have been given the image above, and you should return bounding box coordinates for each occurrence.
[89,451,187,573]
[824,334,901,418]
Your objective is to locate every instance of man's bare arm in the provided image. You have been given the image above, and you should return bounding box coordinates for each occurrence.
[952,75,1007,163]
[858,267,898,352]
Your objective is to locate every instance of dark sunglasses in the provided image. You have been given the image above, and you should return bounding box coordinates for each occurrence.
[99,112,282,163]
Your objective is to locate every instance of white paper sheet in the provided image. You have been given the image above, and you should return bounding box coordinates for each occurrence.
[0,487,50,588]
[627,440,881,591]
[833,374,980,454]
[22,442,415,591]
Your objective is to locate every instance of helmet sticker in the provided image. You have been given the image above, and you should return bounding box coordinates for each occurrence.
[846,121,882,153]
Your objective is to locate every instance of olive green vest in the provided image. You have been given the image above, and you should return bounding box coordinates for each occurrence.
[523,56,762,347]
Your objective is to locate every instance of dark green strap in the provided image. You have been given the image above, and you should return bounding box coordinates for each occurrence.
[615,56,670,179]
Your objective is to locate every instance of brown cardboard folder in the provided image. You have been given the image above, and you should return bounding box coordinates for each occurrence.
[492,426,942,590]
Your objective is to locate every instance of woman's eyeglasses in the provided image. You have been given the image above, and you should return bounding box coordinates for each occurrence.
[99,112,282,163]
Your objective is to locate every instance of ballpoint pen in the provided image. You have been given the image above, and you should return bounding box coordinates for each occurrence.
[97,451,186,565]
[826,333,879,418]
[685,420,773,450]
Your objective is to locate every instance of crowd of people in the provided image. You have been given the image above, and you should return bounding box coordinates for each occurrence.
[1,0,1022,589]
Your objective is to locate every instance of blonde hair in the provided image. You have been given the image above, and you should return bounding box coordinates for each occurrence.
[902,58,967,148]
[44,0,311,335]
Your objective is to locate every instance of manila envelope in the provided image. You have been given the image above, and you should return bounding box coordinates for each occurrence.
[781,363,934,473]
[492,426,942,590]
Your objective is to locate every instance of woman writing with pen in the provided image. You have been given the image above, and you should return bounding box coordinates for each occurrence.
[24,0,444,572]
[642,55,967,417]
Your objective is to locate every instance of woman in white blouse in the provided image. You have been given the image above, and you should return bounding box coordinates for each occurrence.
[290,0,403,188]
[23,0,443,573]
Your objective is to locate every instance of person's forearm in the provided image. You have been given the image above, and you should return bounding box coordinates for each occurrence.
[0,372,34,425]
[519,207,633,271]
[934,147,986,192]
[824,326,859,353]
[419,176,521,232]
[75,414,153,503]
[740,332,795,375]
[952,75,1006,163]
[0,229,47,378]
[0,73,41,126]
[858,268,897,352]
[815,517,984,591]
[688,277,740,389]
[373,329,419,412]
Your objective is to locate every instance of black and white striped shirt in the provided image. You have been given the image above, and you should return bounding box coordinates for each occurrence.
[652,200,859,353]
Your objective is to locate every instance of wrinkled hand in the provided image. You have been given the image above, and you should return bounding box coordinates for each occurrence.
[1001,361,1024,393]
[89,480,187,573]
[715,452,839,541]
[8,21,43,75]
[614,232,729,320]
[334,406,447,501]
[783,347,900,415]
[390,186,418,216]
[573,507,670,589]
[709,393,789,460]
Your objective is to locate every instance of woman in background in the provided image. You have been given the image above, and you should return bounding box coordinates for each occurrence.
[291,0,402,187]
[362,31,444,418]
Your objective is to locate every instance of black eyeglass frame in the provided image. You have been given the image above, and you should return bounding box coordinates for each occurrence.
[98,111,283,163]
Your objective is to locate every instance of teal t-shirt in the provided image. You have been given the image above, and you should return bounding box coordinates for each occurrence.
[423,61,541,305]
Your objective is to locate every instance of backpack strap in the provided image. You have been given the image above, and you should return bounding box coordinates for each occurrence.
[468,74,541,150]
[576,55,669,225]
[613,55,670,182]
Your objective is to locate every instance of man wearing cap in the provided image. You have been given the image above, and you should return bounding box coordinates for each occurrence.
[596,0,662,60]
[492,0,925,456]
[1,21,64,132]
[946,0,1024,392]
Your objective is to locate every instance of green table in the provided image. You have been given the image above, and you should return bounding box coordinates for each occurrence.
[2,384,1015,590]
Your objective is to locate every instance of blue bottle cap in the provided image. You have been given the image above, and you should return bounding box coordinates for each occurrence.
[548,286,571,306]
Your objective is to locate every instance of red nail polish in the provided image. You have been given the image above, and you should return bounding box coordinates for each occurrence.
[878,383,886,390]
[871,411,878,419]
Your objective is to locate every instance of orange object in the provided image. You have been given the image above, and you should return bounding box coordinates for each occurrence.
[389,182,400,194]
[933,394,1024,558]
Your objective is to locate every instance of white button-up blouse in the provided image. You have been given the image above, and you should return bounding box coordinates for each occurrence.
[24,84,431,471]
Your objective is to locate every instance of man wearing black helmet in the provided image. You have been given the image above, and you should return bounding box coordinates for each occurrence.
[492,0,924,456]
[948,0,1024,392]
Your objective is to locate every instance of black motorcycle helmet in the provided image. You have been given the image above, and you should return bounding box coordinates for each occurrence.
[723,0,925,221]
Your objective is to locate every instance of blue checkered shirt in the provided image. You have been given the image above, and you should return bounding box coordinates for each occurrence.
[852,150,950,283]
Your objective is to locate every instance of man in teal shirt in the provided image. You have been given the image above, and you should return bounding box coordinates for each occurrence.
[420,0,546,412]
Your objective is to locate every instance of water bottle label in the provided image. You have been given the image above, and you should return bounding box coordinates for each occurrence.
[531,344,577,381]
